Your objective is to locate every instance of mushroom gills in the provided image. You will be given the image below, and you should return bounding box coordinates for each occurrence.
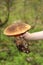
[15,36,30,53]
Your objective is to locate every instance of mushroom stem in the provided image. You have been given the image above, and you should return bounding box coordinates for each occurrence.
[23,31,43,40]
[15,36,30,53]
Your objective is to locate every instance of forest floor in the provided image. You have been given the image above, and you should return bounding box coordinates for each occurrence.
[0,17,43,65]
[0,0,43,65]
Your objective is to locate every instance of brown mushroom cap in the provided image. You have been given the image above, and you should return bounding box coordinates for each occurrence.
[4,22,31,36]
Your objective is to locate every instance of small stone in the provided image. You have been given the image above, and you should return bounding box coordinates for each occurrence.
[26,57,33,62]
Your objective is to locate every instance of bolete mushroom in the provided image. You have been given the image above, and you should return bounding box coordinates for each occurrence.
[4,22,31,53]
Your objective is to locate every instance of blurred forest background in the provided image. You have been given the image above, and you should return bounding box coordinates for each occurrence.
[0,0,43,65]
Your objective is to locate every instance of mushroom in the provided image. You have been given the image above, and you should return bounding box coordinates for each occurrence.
[4,22,31,53]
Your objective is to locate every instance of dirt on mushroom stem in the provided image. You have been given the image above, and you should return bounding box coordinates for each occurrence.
[15,35,30,53]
